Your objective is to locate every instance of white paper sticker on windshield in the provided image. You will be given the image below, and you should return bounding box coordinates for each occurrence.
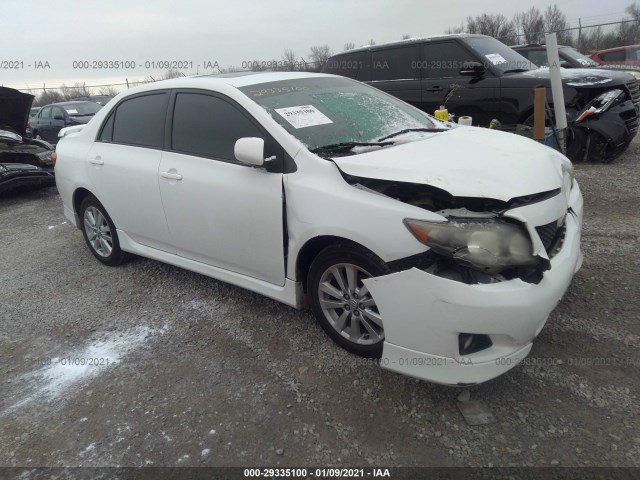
[485,53,507,65]
[65,109,78,114]
[275,105,333,129]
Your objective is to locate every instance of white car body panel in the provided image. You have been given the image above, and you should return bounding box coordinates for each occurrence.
[158,150,285,285]
[54,72,584,386]
[87,142,173,252]
[333,126,565,201]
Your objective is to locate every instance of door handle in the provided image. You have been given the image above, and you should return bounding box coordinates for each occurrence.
[90,156,104,165]
[160,171,183,181]
[426,86,444,92]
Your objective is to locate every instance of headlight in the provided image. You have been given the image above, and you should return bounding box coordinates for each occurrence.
[576,89,624,122]
[404,218,538,270]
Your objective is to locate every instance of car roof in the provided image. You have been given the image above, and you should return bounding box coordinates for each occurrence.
[593,44,640,53]
[116,72,338,94]
[51,100,97,105]
[512,44,572,49]
[328,34,488,57]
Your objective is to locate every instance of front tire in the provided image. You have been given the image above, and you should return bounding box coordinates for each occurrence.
[308,244,390,358]
[80,195,128,266]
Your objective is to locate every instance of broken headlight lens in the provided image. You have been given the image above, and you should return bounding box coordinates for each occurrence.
[576,89,624,122]
[404,218,537,270]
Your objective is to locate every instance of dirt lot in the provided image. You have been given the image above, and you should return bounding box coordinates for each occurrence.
[0,138,638,469]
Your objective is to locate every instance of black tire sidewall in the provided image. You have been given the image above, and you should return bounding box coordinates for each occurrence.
[79,195,125,266]
[308,244,390,358]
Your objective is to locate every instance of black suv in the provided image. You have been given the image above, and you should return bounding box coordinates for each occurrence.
[513,44,599,69]
[323,34,640,162]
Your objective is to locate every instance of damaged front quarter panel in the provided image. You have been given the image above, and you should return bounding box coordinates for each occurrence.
[358,181,583,386]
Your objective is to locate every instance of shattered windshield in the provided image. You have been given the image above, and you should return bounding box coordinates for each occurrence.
[239,77,438,151]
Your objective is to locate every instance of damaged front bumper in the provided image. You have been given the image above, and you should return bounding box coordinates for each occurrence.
[363,184,584,386]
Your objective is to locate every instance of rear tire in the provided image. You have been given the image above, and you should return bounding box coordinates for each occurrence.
[79,195,128,266]
[307,244,390,358]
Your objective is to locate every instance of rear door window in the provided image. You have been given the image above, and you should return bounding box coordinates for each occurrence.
[39,106,51,119]
[371,46,419,81]
[323,51,365,79]
[112,92,168,148]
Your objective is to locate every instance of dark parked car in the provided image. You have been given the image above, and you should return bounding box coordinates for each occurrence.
[29,101,101,144]
[71,95,114,106]
[513,44,640,81]
[323,34,640,162]
[0,86,56,193]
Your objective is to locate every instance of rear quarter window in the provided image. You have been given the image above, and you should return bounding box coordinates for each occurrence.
[323,52,365,79]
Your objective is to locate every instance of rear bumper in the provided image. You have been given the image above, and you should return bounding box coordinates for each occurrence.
[364,184,583,386]
[0,172,56,194]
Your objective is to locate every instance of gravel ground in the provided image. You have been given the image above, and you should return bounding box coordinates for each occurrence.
[0,137,639,469]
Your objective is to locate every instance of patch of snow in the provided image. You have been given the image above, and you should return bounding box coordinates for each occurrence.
[209,429,216,435]
[201,448,211,457]
[47,221,68,230]
[2,326,154,416]
[79,417,88,422]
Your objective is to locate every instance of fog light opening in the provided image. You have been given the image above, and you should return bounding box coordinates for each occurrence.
[458,333,493,355]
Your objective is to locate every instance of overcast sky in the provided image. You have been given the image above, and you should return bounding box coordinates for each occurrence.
[1,0,633,91]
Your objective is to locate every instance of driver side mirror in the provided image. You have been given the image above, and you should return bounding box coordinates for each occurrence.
[53,114,65,121]
[234,137,265,167]
[459,62,486,77]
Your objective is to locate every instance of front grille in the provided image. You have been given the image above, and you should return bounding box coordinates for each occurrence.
[626,80,640,107]
[622,109,639,135]
[535,218,566,258]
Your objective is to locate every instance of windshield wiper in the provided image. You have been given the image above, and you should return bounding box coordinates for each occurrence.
[377,128,449,142]
[311,141,393,157]
[502,68,529,74]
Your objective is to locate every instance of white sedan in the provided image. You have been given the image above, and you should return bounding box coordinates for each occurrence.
[54,72,583,385]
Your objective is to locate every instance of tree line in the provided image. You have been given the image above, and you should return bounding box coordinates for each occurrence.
[445,2,640,52]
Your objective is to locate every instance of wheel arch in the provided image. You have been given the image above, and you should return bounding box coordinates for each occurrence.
[72,187,95,218]
[295,235,383,293]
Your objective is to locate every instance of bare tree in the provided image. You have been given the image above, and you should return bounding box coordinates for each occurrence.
[466,13,518,44]
[516,7,545,44]
[544,4,573,45]
[618,2,640,45]
[367,39,377,46]
[98,86,120,96]
[309,44,333,71]
[36,90,64,106]
[401,33,411,40]
[145,68,186,82]
[282,49,297,71]
[445,24,465,34]
[60,82,91,100]
[344,42,355,51]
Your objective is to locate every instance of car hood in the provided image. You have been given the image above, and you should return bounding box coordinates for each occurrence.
[0,87,34,137]
[331,127,564,202]
[508,67,633,87]
[68,115,94,124]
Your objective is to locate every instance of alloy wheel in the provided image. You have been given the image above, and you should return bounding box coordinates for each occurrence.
[83,206,113,257]
[317,263,384,345]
